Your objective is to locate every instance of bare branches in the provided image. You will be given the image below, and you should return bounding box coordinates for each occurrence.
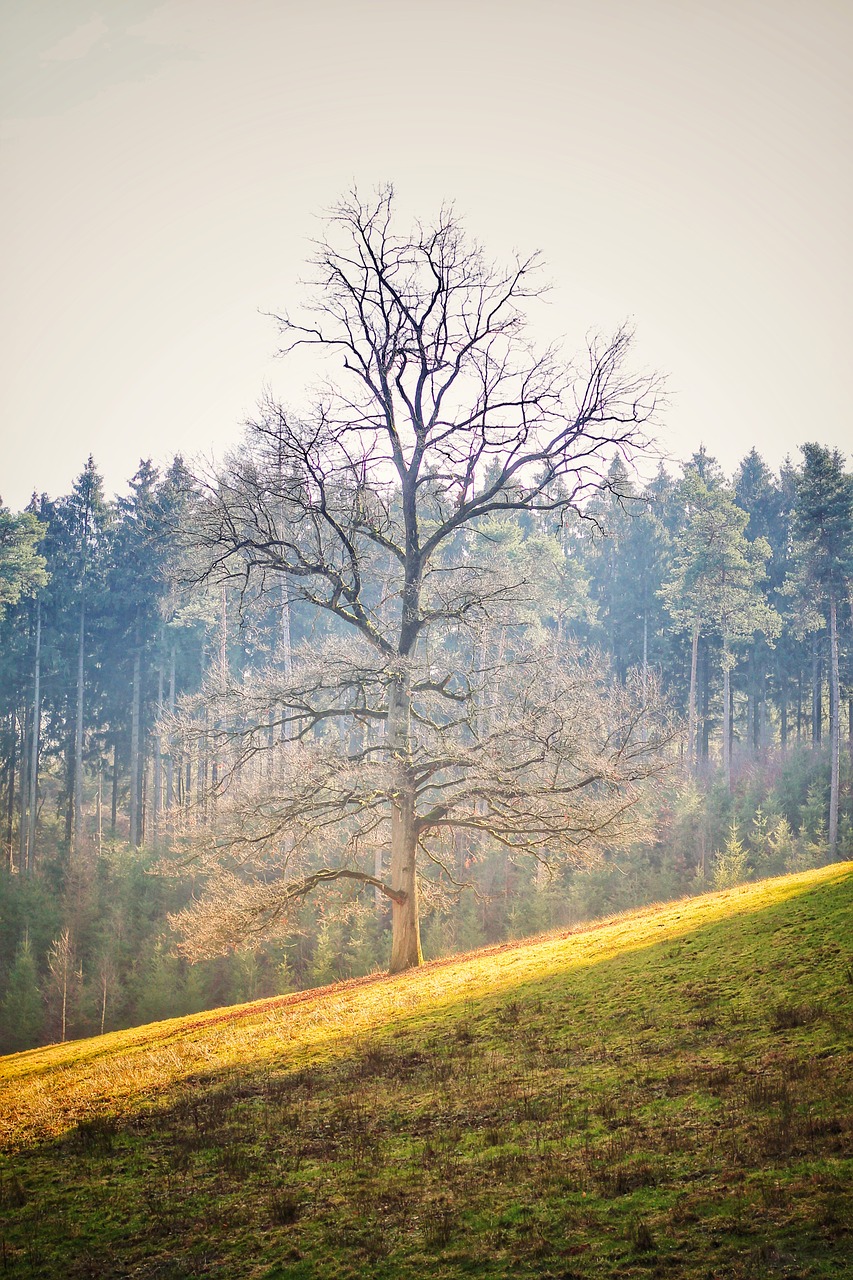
[169,637,673,952]
[271,189,660,566]
[183,190,661,664]
[173,187,669,967]
[172,868,404,961]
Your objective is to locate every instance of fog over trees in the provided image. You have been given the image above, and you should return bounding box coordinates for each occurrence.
[1,194,852,1050]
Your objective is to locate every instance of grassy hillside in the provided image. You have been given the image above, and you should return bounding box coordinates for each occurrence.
[1,864,851,1278]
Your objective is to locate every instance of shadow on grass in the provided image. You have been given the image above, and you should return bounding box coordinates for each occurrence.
[2,867,851,1280]
[35,865,853,1143]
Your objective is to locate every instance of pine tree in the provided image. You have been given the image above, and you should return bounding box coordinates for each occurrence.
[660,473,780,783]
[583,458,670,682]
[711,822,749,890]
[51,460,112,854]
[0,503,47,616]
[734,450,786,752]
[0,500,48,870]
[792,445,853,853]
[0,932,43,1052]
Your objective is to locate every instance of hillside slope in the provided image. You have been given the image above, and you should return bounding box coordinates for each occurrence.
[1,863,851,1278]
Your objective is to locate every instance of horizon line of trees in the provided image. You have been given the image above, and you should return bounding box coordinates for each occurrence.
[2,440,851,875]
[0,435,851,1049]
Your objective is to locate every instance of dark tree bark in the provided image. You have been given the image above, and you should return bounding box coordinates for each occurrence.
[110,737,119,836]
[17,706,29,873]
[4,714,16,865]
[73,600,85,852]
[812,640,822,745]
[26,599,41,873]
[828,593,840,852]
[152,628,164,844]
[129,644,141,848]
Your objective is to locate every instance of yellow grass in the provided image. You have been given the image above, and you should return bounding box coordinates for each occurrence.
[2,861,850,1152]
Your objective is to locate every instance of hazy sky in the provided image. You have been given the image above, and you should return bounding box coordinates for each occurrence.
[1,0,851,508]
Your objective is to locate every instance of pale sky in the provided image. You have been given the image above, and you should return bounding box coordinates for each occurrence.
[1,0,851,509]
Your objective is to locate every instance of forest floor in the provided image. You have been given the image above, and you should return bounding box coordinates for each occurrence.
[0,863,851,1279]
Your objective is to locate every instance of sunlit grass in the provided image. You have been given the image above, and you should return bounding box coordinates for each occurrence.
[1,862,851,1278]
[1,862,840,1145]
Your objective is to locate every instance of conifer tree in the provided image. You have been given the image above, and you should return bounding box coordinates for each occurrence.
[0,503,47,616]
[792,445,853,853]
[53,460,112,853]
[734,450,787,751]
[660,473,779,783]
[0,932,43,1052]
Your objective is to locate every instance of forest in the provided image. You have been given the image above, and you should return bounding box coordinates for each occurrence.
[1,438,851,1055]
[1,196,852,1055]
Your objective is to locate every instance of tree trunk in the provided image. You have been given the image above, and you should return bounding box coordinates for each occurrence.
[111,737,119,836]
[129,646,141,847]
[166,644,176,811]
[199,707,209,816]
[686,622,699,774]
[141,755,148,845]
[17,707,29,874]
[811,640,822,745]
[73,601,85,853]
[5,713,16,867]
[374,841,384,911]
[280,581,293,741]
[100,968,108,1036]
[387,673,422,973]
[96,758,103,856]
[26,599,42,873]
[642,609,648,682]
[700,637,710,764]
[746,651,754,756]
[152,629,164,844]
[722,644,732,791]
[64,730,73,847]
[212,587,227,794]
[828,593,840,854]
[640,610,649,745]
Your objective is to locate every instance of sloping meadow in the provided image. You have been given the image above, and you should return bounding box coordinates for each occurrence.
[1,863,851,1278]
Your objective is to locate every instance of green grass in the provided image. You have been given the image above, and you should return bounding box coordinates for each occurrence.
[1,863,852,1278]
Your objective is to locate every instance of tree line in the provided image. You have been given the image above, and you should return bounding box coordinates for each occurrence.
[1,437,851,1051]
[1,190,851,1051]
[3,443,850,883]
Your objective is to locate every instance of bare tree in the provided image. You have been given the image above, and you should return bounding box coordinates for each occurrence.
[47,928,77,1043]
[174,187,670,972]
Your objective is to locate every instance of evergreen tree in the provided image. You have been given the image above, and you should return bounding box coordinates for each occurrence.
[711,821,750,890]
[791,445,853,853]
[0,502,47,616]
[734,450,786,751]
[583,458,670,682]
[0,932,43,1051]
[107,461,170,847]
[660,473,779,783]
[0,500,48,870]
[51,460,112,853]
